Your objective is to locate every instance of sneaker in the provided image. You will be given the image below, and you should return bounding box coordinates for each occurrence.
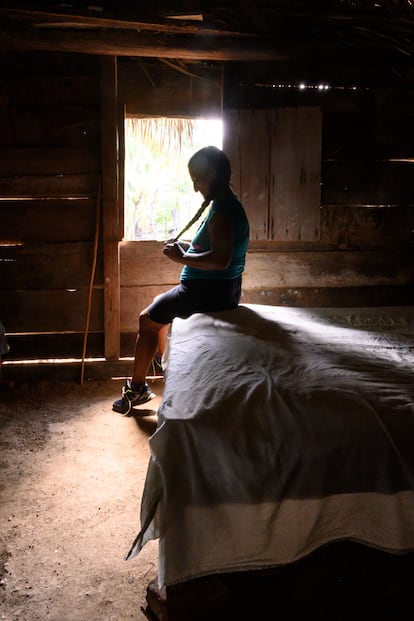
[112,380,155,416]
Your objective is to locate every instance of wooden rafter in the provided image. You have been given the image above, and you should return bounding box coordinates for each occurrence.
[0,27,286,61]
[0,8,260,38]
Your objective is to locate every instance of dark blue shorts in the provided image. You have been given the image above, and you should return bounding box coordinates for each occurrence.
[146,277,242,325]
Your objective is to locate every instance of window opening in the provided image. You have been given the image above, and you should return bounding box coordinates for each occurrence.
[124,117,223,241]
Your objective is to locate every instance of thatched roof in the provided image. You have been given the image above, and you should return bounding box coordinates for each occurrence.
[1,1,414,86]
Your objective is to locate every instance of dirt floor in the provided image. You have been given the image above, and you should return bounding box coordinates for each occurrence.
[0,376,164,621]
[3,376,414,621]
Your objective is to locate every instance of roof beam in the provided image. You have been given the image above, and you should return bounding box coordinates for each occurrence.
[0,8,257,38]
[0,27,286,61]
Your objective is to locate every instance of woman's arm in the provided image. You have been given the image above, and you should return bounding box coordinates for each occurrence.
[163,212,233,270]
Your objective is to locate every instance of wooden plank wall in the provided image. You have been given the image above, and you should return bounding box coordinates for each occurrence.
[0,52,104,374]
[224,107,322,241]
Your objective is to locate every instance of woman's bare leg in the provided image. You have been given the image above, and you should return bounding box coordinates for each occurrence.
[131,310,165,385]
[157,323,170,358]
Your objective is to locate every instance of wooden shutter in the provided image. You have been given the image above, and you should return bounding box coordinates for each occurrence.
[223,107,321,242]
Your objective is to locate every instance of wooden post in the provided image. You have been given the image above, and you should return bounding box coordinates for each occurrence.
[100,56,121,361]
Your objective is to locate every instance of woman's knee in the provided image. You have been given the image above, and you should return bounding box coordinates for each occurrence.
[138,309,162,335]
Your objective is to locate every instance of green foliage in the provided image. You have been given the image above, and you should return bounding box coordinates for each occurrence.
[124,117,222,241]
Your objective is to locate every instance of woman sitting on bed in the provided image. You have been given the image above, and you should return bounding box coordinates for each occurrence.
[113,145,250,415]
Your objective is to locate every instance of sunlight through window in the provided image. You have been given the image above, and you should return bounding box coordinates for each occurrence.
[124,117,223,241]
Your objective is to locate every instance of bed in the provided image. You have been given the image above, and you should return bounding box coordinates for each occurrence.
[126,304,414,620]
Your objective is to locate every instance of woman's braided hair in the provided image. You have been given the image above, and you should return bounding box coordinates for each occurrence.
[172,146,231,242]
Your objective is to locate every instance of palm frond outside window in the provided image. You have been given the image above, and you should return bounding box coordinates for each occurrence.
[124,117,223,241]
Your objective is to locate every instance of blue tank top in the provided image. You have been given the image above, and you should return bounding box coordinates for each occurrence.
[180,191,250,281]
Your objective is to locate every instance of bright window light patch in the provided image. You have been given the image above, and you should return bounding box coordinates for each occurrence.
[124,117,223,241]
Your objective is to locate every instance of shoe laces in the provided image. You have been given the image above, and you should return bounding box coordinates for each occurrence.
[121,382,138,416]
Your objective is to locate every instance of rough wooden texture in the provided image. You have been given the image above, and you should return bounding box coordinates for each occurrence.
[0,27,286,62]
[121,60,222,116]
[0,51,104,374]
[100,56,121,360]
[322,160,414,205]
[0,147,100,176]
[240,285,414,308]
[0,51,100,76]
[320,205,414,250]
[2,76,100,105]
[0,359,132,383]
[0,105,100,147]
[0,242,103,290]
[244,250,413,288]
[224,107,321,241]
[0,174,98,198]
[223,109,269,240]
[270,107,321,241]
[5,333,104,360]
[0,289,103,333]
[120,241,182,286]
[0,199,99,243]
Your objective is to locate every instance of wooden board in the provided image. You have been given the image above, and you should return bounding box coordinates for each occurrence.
[100,56,121,360]
[241,285,414,308]
[0,51,100,76]
[0,105,100,147]
[120,241,182,286]
[270,107,321,241]
[243,250,414,289]
[320,205,414,250]
[0,242,103,290]
[5,333,104,361]
[4,76,100,105]
[224,107,321,241]
[121,60,222,116]
[0,174,99,198]
[322,161,414,205]
[0,147,100,176]
[0,359,134,383]
[0,289,103,332]
[0,198,99,243]
[223,108,270,240]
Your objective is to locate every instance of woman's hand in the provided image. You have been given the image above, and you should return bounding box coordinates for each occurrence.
[163,241,185,263]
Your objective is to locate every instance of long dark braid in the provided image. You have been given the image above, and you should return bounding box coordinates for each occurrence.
[172,197,211,242]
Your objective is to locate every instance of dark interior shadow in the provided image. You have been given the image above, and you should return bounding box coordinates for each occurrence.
[210,305,297,348]
[131,410,158,435]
